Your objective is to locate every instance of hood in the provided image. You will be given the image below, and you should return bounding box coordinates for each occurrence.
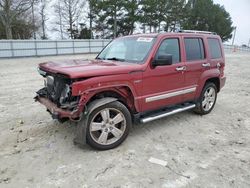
[39,59,143,79]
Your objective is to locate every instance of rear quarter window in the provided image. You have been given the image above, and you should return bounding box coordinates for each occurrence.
[208,38,222,59]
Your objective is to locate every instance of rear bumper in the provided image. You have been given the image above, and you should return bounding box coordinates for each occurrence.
[35,96,80,120]
[220,76,226,89]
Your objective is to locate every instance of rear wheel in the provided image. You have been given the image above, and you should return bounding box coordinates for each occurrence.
[86,101,131,150]
[194,82,217,115]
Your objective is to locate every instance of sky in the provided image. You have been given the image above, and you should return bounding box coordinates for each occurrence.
[46,0,249,45]
[213,0,250,45]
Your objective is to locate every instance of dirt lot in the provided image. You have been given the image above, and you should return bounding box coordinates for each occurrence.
[0,52,250,188]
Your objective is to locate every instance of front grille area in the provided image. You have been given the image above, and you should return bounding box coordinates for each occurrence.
[46,76,68,105]
[36,73,79,109]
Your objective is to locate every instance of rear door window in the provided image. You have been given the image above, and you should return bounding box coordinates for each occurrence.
[208,38,222,59]
[184,38,205,61]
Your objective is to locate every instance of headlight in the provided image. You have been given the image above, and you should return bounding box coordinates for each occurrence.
[37,68,46,76]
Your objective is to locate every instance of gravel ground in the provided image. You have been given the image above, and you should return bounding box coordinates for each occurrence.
[0,52,250,188]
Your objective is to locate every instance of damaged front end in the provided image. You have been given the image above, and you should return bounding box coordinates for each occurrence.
[35,68,82,122]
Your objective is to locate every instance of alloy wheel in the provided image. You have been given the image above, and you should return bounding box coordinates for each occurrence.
[202,87,216,111]
[89,108,126,145]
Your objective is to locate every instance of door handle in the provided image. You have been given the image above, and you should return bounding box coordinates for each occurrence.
[202,63,211,67]
[176,66,186,71]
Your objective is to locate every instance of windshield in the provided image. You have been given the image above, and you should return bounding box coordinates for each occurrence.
[97,36,156,64]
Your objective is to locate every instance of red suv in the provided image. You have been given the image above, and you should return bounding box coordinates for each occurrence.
[35,30,226,150]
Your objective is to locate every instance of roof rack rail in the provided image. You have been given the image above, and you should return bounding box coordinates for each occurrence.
[179,30,217,35]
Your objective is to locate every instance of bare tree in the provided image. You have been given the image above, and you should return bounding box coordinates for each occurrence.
[39,0,48,39]
[53,0,85,39]
[30,0,39,39]
[88,0,93,39]
[53,0,64,39]
[0,0,32,39]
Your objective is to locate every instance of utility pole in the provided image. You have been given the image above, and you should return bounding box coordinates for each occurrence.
[248,38,250,48]
[232,26,237,46]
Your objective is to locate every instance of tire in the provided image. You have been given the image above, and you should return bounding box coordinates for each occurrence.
[86,101,131,150]
[194,82,217,115]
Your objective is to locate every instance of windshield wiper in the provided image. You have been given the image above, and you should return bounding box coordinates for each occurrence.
[106,57,125,62]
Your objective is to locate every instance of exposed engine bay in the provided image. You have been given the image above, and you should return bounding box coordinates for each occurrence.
[36,69,80,111]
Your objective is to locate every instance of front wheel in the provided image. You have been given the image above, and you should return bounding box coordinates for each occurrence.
[194,82,217,115]
[86,101,131,150]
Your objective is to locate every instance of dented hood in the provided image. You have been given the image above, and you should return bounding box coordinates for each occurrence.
[39,59,142,79]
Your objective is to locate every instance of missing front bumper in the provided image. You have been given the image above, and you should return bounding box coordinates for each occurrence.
[35,96,80,120]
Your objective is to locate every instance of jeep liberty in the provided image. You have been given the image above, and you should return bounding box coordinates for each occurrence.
[35,30,226,150]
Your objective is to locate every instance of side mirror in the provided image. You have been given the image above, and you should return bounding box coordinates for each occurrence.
[152,54,173,67]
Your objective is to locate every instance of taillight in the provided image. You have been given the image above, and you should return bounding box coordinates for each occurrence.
[221,65,225,77]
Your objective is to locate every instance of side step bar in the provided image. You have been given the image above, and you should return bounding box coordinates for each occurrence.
[140,104,196,123]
